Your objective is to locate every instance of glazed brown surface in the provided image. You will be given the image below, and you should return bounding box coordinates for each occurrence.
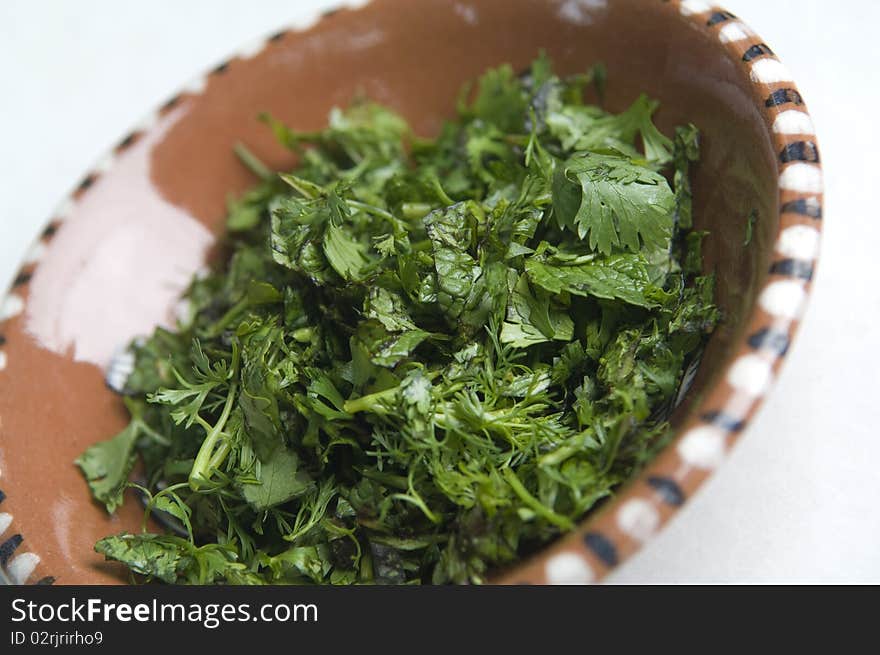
[0,0,779,584]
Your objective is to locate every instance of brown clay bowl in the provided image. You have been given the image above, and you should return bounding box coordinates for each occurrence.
[0,0,822,585]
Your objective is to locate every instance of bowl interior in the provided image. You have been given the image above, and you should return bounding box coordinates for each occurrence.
[0,0,777,584]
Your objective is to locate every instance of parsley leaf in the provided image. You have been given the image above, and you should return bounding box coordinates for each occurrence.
[75,399,148,513]
[553,153,674,255]
[525,245,660,308]
[241,448,314,511]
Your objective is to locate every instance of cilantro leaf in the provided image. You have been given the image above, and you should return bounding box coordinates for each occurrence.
[323,222,369,281]
[75,399,146,513]
[553,153,674,255]
[501,273,574,347]
[241,448,314,511]
[95,534,257,584]
[424,203,480,322]
[546,94,672,165]
[525,245,659,308]
[95,534,187,583]
[470,63,528,133]
[672,124,700,231]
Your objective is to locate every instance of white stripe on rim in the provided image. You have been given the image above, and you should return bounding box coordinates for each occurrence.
[727,354,774,396]
[24,241,47,265]
[773,110,816,135]
[55,197,75,220]
[617,499,660,542]
[777,225,821,260]
[545,552,595,584]
[718,22,756,43]
[780,163,824,193]
[677,426,728,470]
[760,280,808,319]
[0,513,12,536]
[136,111,159,132]
[1,294,24,322]
[680,0,712,16]
[7,553,40,585]
[750,58,793,84]
[93,152,116,174]
[237,38,266,60]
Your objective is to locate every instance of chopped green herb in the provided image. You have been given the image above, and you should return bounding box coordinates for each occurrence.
[744,209,758,246]
[79,55,718,584]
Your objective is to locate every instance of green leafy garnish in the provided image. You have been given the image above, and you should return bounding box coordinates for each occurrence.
[79,55,718,585]
[552,153,674,256]
[75,399,159,513]
[744,209,758,246]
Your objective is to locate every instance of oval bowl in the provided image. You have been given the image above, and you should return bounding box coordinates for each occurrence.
[0,0,821,585]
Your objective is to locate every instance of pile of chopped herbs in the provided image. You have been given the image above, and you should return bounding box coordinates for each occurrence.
[76,55,719,585]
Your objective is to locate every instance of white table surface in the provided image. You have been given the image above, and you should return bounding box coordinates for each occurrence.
[1,0,877,584]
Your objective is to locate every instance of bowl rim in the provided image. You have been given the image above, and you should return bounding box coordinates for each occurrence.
[0,0,822,585]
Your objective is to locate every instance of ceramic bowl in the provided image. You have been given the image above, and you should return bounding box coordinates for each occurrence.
[0,0,821,585]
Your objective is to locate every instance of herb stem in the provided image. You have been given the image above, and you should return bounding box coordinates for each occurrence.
[204,298,249,339]
[343,386,399,414]
[358,468,409,490]
[430,176,455,206]
[502,468,575,531]
[401,202,433,220]
[348,199,396,222]
[233,142,274,181]
[390,492,441,524]
[189,382,238,491]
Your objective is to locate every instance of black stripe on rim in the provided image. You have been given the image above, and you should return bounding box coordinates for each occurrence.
[117,131,139,150]
[781,198,822,219]
[701,410,746,432]
[770,258,814,281]
[583,532,619,567]
[647,476,685,506]
[161,94,182,112]
[748,328,791,356]
[13,272,32,287]
[0,534,23,567]
[77,174,97,193]
[743,44,774,62]
[765,88,803,107]
[707,10,737,26]
[780,141,820,164]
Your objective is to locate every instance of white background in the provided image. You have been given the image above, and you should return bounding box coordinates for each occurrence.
[0,0,877,583]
